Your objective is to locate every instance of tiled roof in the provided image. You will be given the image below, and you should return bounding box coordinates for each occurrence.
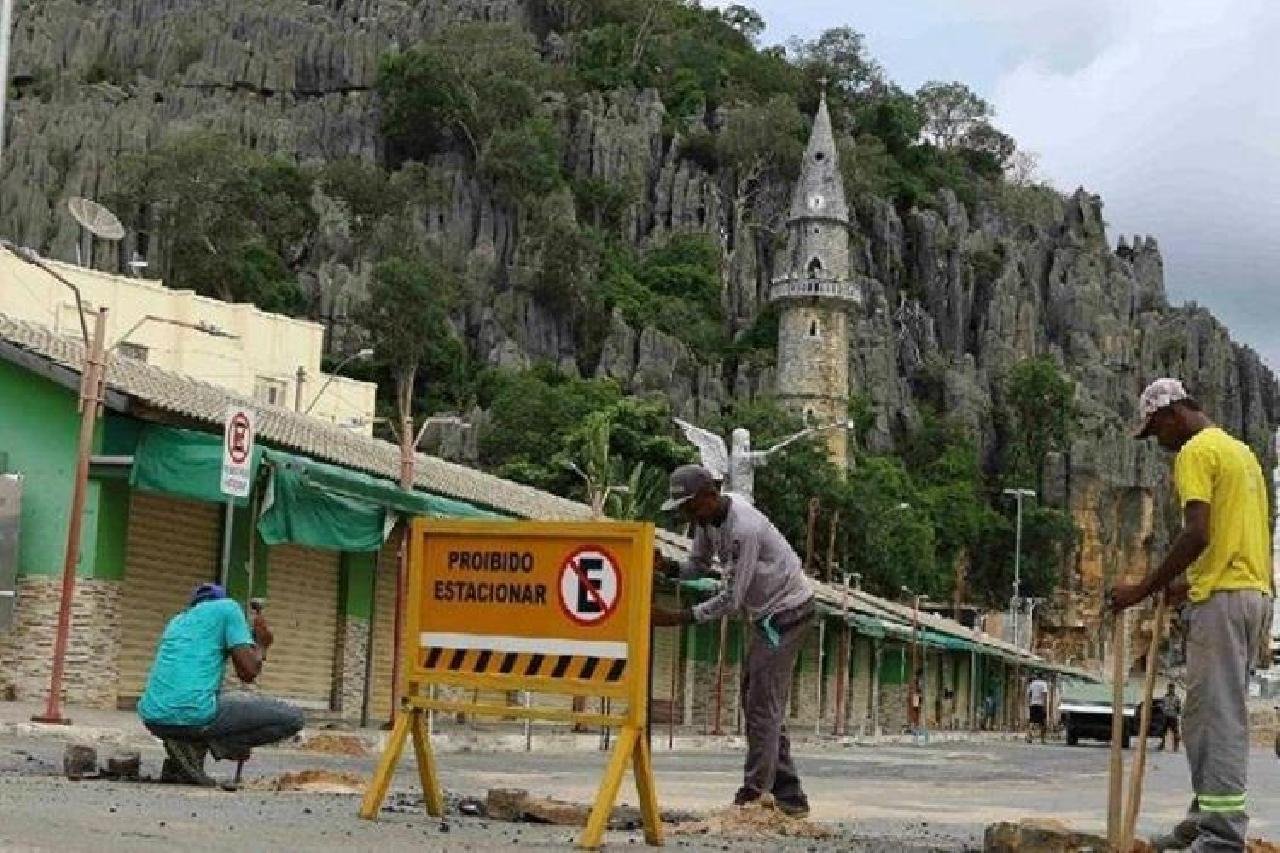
[0,311,689,556]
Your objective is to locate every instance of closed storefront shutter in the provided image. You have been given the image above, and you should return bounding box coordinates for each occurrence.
[118,493,221,704]
[256,545,340,709]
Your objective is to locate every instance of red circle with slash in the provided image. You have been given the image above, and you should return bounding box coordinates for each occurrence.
[557,547,622,627]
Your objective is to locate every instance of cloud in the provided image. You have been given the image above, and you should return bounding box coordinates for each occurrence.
[992,0,1280,369]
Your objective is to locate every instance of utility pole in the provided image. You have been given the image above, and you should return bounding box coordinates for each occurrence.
[32,307,107,725]
[1002,488,1036,649]
[0,0,13,170]
[294,367,306,412]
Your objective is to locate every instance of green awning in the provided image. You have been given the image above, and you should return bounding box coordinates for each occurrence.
[130,424,261,507]
[130,424,500,553]
[849,613,888,638]
[256,448,501,551]
[919,630,977,652]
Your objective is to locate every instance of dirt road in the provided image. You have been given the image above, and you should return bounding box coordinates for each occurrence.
[0,734,1275,851]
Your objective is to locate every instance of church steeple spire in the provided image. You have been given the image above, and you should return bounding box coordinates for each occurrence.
[788,89,849,225]
[770,89,863,471]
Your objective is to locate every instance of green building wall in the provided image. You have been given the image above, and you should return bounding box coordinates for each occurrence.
[0,359,124,580]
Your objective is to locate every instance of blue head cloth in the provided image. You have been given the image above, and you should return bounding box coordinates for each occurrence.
[190,583,227,607]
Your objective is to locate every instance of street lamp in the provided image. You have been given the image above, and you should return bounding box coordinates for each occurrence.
[1002,487,1036,649]
[0,0,13,171]
[302,347,373,415]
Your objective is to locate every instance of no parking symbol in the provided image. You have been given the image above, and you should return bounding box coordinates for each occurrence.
[558,547,621,626]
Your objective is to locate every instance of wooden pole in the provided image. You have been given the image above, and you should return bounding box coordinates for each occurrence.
[802,497,819,576]
[1106,609,1128,848]
[1121,594,1167,851]
[389,374,416,728]
[710,615,728,735]
[825,510,840,583]
[668,585,680,749]
[32,307,107,726]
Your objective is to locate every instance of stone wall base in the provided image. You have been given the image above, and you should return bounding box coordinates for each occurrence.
[0,575,121,709]
[335,617,369,721]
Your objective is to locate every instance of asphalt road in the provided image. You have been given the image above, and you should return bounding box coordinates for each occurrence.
[0,733,1275,851]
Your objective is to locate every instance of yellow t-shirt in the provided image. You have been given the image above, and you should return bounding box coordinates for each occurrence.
[1173,427,1272,603]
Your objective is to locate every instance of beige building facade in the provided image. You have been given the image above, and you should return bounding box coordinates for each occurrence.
[0,250,376,432]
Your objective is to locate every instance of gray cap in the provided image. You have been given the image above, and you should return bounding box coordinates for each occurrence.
[662,464,717,511]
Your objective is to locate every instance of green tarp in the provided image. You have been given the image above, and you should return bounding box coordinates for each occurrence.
[130,424,261,507]
[256,449,500,551]
[129,424,499,553]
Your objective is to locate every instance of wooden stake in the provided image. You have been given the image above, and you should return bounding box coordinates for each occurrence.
[803,497,819,576]
[668,584,680,749]
[1121,593,1167,851]
[825,510,840,583]
[1106,609,1128,848]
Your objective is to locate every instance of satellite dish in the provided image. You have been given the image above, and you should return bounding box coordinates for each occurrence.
[67,197,125,241]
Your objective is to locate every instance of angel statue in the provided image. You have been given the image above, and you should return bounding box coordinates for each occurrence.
[672,418,854,504]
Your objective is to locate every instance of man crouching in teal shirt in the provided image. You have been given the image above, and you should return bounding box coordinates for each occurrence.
[138,583,304,786]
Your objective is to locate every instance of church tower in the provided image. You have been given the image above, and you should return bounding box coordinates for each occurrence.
[771,90,863,468]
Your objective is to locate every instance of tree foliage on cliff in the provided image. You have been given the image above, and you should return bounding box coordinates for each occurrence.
[113,132,314,312]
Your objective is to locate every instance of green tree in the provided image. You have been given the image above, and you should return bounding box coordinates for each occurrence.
[789,26,884,102]
[355,258,464,442]
[1002,356,1075,494]
[114,132,314,312]
[720,5,765,42]
[376,24,546,162]
[915,80,993,149]
[480,116,565,202]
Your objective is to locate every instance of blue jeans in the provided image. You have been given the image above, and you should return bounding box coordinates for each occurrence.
[145,693,304,756]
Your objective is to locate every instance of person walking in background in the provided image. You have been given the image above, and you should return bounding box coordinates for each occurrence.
[1160,683,1183,753]
[1026,673,1050,743]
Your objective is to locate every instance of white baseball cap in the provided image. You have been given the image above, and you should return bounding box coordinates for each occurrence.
[1134,378,1190,438]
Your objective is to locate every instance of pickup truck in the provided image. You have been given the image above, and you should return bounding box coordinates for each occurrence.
[1058,683,1165,748]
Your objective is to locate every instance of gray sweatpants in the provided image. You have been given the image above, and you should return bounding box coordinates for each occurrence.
[1175,589,1270,851]
[740,599,813,802]
[145,693,305,757]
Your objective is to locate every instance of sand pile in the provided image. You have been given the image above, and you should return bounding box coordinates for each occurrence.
[247,769,367,794]
[298,733,370,757]
[669,802,832,841]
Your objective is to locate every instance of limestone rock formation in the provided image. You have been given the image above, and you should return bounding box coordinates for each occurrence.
[3,2,1277,663]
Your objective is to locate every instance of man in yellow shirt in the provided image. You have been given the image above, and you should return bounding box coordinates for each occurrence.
[1112,378,1273,852]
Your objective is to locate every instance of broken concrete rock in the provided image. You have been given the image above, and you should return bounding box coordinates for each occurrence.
[105,750,141,781]
[984,819,1154,853]
[62,744,97,780]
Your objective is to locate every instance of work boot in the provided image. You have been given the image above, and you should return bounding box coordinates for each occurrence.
[732,786,763,807]
[1150,818,1200,851]
[161,739,216,787]
[775,795,810,819]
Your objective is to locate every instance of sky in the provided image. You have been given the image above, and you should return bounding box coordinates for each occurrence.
[706,0,1280,372]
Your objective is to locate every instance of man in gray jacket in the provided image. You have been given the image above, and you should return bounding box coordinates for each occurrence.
[653,464,815,817]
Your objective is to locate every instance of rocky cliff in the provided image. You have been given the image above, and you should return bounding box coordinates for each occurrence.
[4,0,1277,661]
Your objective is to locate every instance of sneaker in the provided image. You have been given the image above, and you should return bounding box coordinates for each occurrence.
[733,786,763,807]
[162,739,216,787]
[776,796,810,819]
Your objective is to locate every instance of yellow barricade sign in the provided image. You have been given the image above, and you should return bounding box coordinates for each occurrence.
[359,519,661,849]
